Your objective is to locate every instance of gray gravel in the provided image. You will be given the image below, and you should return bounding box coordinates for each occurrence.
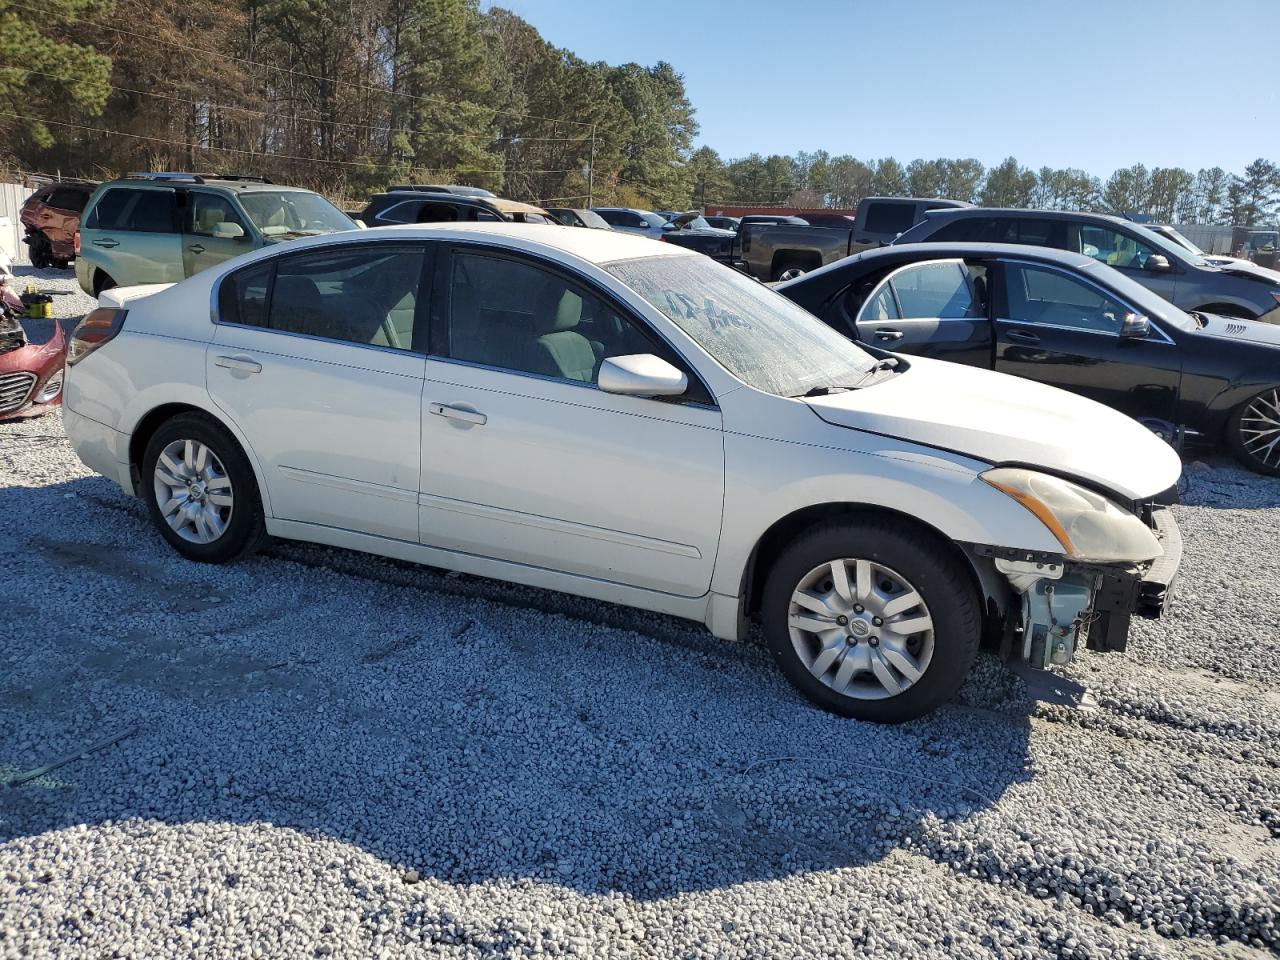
[1,275,1278,957]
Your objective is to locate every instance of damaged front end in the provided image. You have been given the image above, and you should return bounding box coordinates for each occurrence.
[978,468,1182,671]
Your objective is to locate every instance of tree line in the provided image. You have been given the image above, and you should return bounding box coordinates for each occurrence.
[3,0,1279,225]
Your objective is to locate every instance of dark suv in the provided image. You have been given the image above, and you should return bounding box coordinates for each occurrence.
[360,188,554,226]
[20,182,96,268]
[895,208,1280,322]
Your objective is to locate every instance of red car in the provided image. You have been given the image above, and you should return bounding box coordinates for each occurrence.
[20,182,95,268]
[0,311,65,420]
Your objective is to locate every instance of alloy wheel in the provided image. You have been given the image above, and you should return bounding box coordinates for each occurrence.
[152,438,235,544]
[787,558,934,701]
[777,267,807,282]
[1239,388,1280,470]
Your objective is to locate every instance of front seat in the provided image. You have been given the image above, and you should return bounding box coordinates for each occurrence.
[525,283,596,382]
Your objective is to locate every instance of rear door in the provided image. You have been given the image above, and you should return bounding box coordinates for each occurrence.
[207,241,430,541]
[850,259,993,365]
[80,186,184,285]
[183,191,254,276]
[993,258,1181,422]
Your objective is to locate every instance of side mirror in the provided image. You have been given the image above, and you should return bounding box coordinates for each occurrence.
[598,354,688,397]
[212,222,246,240]
[1119,313,1150,339]
[1144,254,1170,272]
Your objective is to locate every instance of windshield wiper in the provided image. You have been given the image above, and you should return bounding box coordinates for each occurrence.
[791,359,900,398]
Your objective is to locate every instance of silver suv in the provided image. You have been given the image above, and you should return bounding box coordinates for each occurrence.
[76,173,357,296]
[895,208,1280,323]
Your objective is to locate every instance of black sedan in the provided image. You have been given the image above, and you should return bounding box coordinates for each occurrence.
[778,242,1280,475]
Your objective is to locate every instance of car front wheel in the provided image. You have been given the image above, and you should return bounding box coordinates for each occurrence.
[1227,387,1280,476]
[762,519,981,722]
[142,413,265,562]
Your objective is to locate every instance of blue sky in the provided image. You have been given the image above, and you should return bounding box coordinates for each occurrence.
[486,0,1279,176]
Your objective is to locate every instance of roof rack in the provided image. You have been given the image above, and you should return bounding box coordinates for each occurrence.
[121,172,274,185]
[124,172,205,183]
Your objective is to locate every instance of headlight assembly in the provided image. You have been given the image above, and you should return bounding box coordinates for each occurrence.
[982,467,1162,563]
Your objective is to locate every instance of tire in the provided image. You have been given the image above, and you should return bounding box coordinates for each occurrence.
[53,259,70,270]
[141,412,266,563]
[761,518,981,723]
[92,271,117,297]
[1226,387,1280,476]
[772,259,810,283]
[1196,303,1255,321]
[29,234,51,268]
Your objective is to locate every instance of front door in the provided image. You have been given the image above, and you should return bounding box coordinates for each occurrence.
[206,241,430,541]
[851,259,993,366]
[183,191,255,276]
[1073,222,1179,303]
[993,259,1182,424]
[418,247,725,597]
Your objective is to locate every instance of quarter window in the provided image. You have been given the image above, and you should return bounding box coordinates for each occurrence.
[1003,263,1131,334]
[446,252,670,387]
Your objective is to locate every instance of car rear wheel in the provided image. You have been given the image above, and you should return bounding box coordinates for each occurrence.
[28,233,52,268]
[761,519,981,722]
[773,259,811,282]
[1227,387,1280,476]
[142,413,265,563]
[92,271,117,297]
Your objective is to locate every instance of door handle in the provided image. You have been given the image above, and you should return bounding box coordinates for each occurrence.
[428,402,487,426]
[874,328,904,341]
[91,239,119,248]
[187,243,205,254]
[1006,329,1040,344]
[214,354,262,374]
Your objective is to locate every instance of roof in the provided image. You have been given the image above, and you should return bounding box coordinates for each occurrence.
[921,206,1127,224]
[358,221,696,264]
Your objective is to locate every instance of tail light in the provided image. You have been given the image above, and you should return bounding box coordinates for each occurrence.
[74,230,81,256]
[68,308,126,365]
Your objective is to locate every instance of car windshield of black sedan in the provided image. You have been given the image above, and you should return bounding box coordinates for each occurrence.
[607,255,877,397]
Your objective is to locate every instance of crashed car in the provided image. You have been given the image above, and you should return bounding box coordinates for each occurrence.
[63,224,1181,722]
[0,311,65,420]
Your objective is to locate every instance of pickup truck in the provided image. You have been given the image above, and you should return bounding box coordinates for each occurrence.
[737,197,969,281]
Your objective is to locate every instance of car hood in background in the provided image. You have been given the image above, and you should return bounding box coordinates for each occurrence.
[804,356,1183,501]
[1212,258,1280,285]
[1196,312,1280,347]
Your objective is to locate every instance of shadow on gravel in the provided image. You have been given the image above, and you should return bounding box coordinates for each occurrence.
[1,474,1033,899]
[1178,457,1280,510]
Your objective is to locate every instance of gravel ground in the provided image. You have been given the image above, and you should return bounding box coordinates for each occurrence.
[1,267,1278,958]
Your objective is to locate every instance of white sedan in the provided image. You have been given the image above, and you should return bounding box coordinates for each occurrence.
[64,223,1183,722]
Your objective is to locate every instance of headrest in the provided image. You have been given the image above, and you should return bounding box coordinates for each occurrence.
[534,284,583,334]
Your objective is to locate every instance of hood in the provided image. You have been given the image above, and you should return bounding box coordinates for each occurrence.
[1195,312,1280,347]
[1213,258,1280,285]
[804,356,1183,501]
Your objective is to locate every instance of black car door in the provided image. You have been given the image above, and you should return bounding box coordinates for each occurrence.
[992,258,1182,424]
[844,259,993,366]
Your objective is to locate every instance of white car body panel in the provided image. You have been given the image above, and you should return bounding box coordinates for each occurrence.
[62,222,1183,646]
[420,358,724,597]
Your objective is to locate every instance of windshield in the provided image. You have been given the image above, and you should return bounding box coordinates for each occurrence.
[1154,225,1205,256]
[239,191,355,236]
[606,255,877,397]
[675,215,713,230]
[1136,222,1206,267]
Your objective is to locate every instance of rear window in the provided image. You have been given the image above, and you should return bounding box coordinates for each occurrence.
[87,188,176,233]
[48,187,90,212]
[862,202,917,237]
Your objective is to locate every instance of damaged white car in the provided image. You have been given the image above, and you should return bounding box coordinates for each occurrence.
[62,224,1182,722]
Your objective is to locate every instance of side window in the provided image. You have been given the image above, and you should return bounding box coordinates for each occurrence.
[1079,225,1156,269]
[219,261,273,328]
[859,282,900,322]
[862,202,917,236]
[885,261,977,319]
[930,217,991,242]
[1014,218,1067,249]
[446,252,668,386]
[85,189,132,229]
[49,188,87,211]
[474,209,502,222]
[1003,263,1130,334]
[260,245,426,350]
[189,193,248,237]
[376,201,421,224]
[415,203,460,224]
[595,210,621,226]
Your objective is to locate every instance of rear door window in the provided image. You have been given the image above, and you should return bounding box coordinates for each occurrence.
[87,188,177,233]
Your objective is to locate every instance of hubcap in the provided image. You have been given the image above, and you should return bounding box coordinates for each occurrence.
[152,439,234,544]
[778,267,806,281]
[1240,388,1280,469]
[787,558,934,701]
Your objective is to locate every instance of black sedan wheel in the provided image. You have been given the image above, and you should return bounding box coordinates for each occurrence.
[1228,387,1280,476]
